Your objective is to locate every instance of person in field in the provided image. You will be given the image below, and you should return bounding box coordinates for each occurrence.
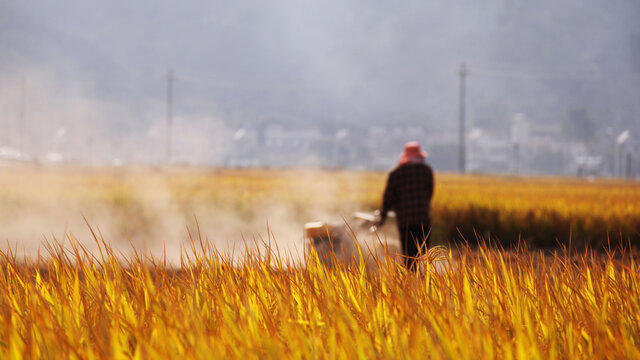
[377,141,434,270]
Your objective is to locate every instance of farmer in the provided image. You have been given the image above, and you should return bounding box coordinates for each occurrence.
[377,141,434,270]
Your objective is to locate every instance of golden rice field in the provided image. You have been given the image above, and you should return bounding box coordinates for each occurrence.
[2,237,640,358]
[1,166,637,251]
[1,166,640,358]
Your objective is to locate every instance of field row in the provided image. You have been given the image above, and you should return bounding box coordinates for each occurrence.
[0,167,638,250]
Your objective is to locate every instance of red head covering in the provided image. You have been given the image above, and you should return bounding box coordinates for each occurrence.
[398,141,428,166]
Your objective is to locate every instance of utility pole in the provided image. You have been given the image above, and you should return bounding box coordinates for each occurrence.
[19,77,26,154]
[513,142,520,175]
[616,130,630,178]
[165,70,174,165]
[458,63,467,174]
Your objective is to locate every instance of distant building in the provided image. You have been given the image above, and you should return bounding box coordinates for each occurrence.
[572,155,604,176]
[262,124,326,167]
[467,128,511,173]
[227,127,261,167]
[263,124,322,151]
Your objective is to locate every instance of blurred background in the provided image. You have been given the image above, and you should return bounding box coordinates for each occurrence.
[1,0,639,176]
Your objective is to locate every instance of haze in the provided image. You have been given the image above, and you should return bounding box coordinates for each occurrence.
[1,1,639,174]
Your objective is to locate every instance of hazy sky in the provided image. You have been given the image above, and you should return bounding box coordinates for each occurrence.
[1,0,639,163]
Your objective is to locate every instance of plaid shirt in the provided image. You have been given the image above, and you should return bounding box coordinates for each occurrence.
[381,162,434,226]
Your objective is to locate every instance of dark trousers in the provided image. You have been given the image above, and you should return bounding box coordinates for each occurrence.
[398,222,430,270]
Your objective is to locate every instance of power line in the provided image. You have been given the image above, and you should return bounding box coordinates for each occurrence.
[19,77,26,153]
[175,74,305,91]
[471,67,640,81]
[458,63,467,174]
[166,70,173,165]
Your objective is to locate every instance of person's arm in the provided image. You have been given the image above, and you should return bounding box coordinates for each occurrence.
[427,165,434,200]
[380,173,395,225]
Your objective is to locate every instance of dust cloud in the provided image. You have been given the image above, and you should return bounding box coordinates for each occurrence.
[0,167,389,267]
